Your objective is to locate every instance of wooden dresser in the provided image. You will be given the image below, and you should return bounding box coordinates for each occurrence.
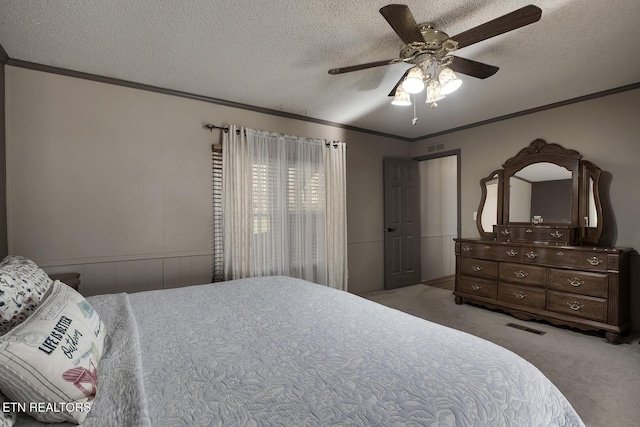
[454,238,631,342]
[460,139,634,343]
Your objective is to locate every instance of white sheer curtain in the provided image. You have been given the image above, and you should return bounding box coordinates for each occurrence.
[324,141,348,290]
[222,125,252,279]
[222,126,347,290]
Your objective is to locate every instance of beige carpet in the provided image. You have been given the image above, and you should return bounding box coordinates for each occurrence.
[362,284,640,427]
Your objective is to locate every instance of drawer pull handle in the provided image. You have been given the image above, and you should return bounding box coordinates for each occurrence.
[550,230,564,238]
[506,250,518,257]
[462,245,472,253]
[514,291,527,300]
[472,265,483,272]
[568,278,584,287]
[526,228,533,233]
[483,245,491,250]
[587,256,603,266]
[501,229,511,236]
[525,251,538,259]
[567,301,584,311]
[471,284,481,291]
[514,270,528,279]
[556,251,564,256]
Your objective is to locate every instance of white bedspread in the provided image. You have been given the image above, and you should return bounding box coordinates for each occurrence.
[17,276,584,426]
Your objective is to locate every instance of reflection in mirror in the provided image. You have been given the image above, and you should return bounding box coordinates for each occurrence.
[509,162,573,224]
[586,177,598,227]
[477,169,502,237]
[580,159,603,244]
[481,176,499,232]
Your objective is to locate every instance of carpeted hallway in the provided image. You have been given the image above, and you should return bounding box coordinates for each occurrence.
[362,283,640,427]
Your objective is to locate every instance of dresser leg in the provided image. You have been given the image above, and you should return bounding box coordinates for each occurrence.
[605,332,620,344]
[454,296,463,305]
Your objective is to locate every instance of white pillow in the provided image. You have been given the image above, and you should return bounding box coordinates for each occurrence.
[0,255,54,335]
[0,281,104,424]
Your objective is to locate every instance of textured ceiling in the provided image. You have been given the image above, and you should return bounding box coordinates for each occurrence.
[1,0,639,140]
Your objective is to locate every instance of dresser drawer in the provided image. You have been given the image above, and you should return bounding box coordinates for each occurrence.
[519,247,609,271]
[499,263,546,287]
[496,225,576,244]
[554,251,609,271]
[458,242,522,262]
[518,247,563,265]
[498,283,545,309]
[547,269,608,298]
[546,290,607,322]
[459,258,498,279]
[458,276,497,299]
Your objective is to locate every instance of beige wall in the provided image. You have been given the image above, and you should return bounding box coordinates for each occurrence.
[5,66,411,296]
[0,62,6,258]
[10,65,636,308]
[412,88,640,331]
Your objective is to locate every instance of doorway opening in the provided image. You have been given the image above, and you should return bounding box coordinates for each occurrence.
[415,150,460,287]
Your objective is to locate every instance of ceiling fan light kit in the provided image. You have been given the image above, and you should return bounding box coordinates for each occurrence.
[328,4,542,121]
[438,67,462,95]
[391,85,412,106]
[401,66,426,94]
[426,79,445,104]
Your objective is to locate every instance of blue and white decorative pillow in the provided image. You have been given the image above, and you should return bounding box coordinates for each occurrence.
[0,256,54,336]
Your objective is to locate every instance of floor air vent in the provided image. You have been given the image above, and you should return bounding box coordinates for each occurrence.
[506,323,546,335]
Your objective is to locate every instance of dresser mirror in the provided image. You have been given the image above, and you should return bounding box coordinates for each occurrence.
[476,139,604,244]
[477,170,503,236]
[580,160,603,244]
[508,162,573,224]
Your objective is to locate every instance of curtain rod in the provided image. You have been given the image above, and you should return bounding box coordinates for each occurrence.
[203,123,343,148]
[204,123,241,134]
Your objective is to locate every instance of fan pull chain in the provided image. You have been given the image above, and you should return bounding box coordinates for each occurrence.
[412,94,418,125]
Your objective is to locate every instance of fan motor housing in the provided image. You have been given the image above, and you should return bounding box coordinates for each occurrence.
[400,23,457,61]
[419,24,450,48]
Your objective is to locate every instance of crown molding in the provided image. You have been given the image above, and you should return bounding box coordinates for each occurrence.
[2,42,639,143]
[412,81,640,141]
[5,56,413,142]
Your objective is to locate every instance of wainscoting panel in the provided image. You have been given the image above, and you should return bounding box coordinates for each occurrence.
[348,241,384,295]
[163,255,212,289]
[421,235,456,282]
[114,259,164,294]
[43,254,213,296]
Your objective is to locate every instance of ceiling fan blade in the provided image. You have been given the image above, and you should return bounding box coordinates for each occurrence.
[379,4,424,44]
[388,69,411,97]
[328,58,402,75]
[451,5,542,50]
[449,56,499,79]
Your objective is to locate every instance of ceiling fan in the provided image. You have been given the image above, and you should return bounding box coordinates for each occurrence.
[328,4,542,106]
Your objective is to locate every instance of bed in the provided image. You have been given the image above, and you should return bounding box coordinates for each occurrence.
[2,273,584,426]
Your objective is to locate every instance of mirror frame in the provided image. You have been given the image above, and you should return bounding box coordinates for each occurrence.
[475,139,604,244]
[476,169,503,237]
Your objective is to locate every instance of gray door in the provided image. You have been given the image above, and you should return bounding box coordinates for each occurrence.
[383,158,421,289]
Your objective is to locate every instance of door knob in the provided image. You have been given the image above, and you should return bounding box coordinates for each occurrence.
[384,227,396,232]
